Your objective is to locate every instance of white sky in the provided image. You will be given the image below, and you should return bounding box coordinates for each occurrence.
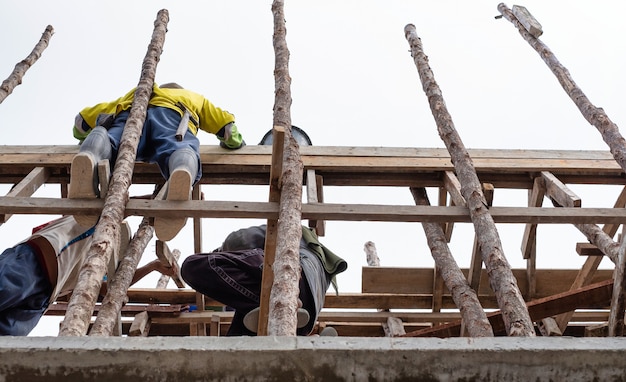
[1,1,625,335]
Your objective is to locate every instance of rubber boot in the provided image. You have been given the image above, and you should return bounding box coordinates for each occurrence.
[69,127,112,227]
[154,148,199,241]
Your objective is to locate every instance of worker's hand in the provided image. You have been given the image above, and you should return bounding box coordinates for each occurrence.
[220,139,246,149]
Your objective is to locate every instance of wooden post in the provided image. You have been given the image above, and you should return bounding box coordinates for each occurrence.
[257,126,284,335]
[609,230,626,336]
[405,24,534,336]
[411,187,493,337]
[89,217,154,336]
[58,9,169,336]
[266,0,304,337]
[0,25,54,103]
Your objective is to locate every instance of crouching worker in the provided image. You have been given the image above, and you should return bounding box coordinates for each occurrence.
[0,216,170,335]
[181,225,348,336]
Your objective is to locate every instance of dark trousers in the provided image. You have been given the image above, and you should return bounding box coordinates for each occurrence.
[108,107,202,183]
[0,243,52,335]
[181,249,315,336]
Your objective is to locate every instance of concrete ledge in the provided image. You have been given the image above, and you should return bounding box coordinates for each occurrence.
[2,336,626,381]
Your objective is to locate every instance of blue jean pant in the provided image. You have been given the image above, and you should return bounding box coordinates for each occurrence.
[0,243,52,335]
[181,249,315,336]
[107,107,202,184]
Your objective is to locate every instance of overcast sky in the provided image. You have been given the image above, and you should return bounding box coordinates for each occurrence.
[1,1,625,335]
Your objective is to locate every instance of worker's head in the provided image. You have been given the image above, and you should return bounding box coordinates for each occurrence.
[221,225,267,251]
[160,82,184,89]
[259,125,312,146]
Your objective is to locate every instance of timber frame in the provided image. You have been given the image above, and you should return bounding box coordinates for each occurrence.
[0,144,623,337]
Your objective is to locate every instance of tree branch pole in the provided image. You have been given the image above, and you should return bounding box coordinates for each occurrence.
[58,9,169,336]
[497,3,626,175]
[89,218,153,336]
[411,188,493,337]
[267,0,304,336]
[0,25,54,103]
[404,24,535,336]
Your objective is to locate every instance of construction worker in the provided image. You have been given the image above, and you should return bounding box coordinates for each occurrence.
[0,215,173,336]
[181,224,348,336]
[70,82,245,240]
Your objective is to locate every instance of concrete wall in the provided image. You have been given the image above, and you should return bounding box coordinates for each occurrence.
[1,336,626,381]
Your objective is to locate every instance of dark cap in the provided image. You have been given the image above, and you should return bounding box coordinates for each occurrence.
[221,225,267,251]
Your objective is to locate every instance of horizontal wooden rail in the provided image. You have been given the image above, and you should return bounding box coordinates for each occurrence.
[4,196,626,224]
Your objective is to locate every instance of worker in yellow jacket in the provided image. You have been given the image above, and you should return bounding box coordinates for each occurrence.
[70,82,245,240]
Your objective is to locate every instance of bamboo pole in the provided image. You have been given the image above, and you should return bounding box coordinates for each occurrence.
[404,24,535,336]
[89,218,153,336]
[58,9,169,336]
[266,0,304,336]
[0,25,54,103]
[411,188,493,337]
[497,3,626,174]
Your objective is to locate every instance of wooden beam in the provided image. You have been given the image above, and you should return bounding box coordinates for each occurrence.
[0,166,50,223]
[541,171,581,208]
[6,196,626,225]
[576,242,606,256]
[128,311,151,337]
[192,185,203,253]
[521,177,545,259]
[441,171,465,243]
[442,171,466,207]
[258,126,285,335]
[431,266,444,313]
[405,279,614,337]
[155,241,185,288]
[306,169,325,235]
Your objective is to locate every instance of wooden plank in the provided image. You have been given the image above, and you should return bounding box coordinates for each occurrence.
[0,147,623,184]
[362,267,613,298]
[6,196,626,225]
[521,177,545,259]
[442,171,466,207]
[541,171,581,207]
[155,241,185,288]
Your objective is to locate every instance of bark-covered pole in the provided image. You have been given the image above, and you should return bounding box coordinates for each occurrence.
[0,25,54,104]
[268,0,304,336]
[404,24,535,336]
[497,3,626,175]
[58,9,169,336]
[411,188,493,337]
[89,218,153,336]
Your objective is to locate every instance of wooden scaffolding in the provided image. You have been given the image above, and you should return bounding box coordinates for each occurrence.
[0,145,623,337]
[2,3,626,338]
